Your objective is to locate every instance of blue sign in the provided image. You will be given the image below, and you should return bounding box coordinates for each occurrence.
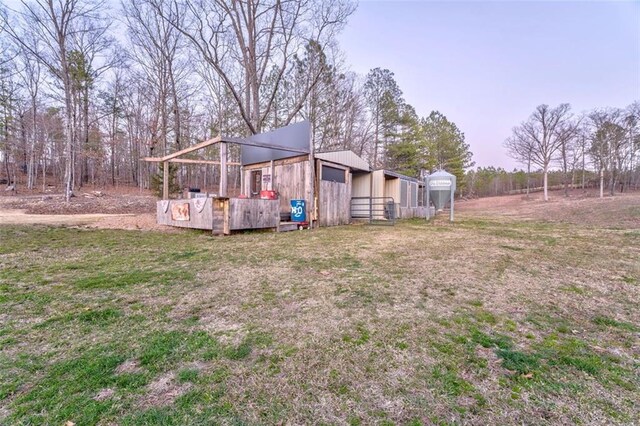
[291,199,306,222]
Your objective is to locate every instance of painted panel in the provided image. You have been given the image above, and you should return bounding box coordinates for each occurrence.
[171,203,190,221]
[157,198,214,230]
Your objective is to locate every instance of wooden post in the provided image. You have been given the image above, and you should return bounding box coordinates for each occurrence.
[163,161,169,200]
[220,142,227,197]
[426,177,430,221]
[450,183,454,222]
[223,199,230,235]
[369,172,373,223]
[307,126,315,225]
[269,160,274,191]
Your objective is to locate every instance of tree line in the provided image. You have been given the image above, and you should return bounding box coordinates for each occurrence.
[1,1,636,202]
[0,0,474,200]
[502,102,639,200]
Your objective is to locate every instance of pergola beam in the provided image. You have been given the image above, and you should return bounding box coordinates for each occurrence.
[225,136,309,154]
[157,136,223,162]
[142,131,310,200]
[220,142,227,197]
[142,157,240,166]
[142,135,308,164]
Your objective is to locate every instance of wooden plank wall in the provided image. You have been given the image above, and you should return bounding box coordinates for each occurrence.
[157,198,279,234]
[156,198,214,230]
[229,199,280,230]
[274,161,307,212]
[243,158,308,213]
[318,161,351,227]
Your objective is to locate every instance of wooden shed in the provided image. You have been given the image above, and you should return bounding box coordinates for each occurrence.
[144,122,312,234]
[351,169,427,220]
[144,122,373,233]
[242,149,371,227]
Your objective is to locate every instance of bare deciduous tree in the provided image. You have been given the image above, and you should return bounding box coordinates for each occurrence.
[588,109,628,197]
[506,104,576,201]
[151,0,355,135]
[505,129,534,196]
[2,0,110,201]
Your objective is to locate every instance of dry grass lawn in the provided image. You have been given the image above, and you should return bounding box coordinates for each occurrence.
[0,192,638,425]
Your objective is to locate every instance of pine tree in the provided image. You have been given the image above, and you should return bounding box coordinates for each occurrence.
[150,162,180,198]
[422,111,474,191]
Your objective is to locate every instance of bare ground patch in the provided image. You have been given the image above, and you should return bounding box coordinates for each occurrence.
[458,189,640,228]
[139,372,191,409]
[93,388,115,402]
[115,360,143,375]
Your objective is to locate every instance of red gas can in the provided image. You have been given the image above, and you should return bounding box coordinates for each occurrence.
[259,190,278,200]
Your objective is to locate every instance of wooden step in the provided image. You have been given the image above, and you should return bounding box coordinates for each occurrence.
[278,222,302,232]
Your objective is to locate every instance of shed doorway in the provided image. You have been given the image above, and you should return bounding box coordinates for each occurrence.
[250,170,262,197]
[317,162,351,227]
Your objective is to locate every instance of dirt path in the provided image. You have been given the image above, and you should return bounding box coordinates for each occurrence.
[0,209,136,226]
[0,191,174,231]
[0,209,182,232]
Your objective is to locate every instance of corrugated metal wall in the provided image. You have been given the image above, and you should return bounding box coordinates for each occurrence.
[352,173,371,197]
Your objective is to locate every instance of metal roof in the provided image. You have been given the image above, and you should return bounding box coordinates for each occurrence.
[429,169,455,178]
[378,169,424,184]
[315,150,371,172]
[241,121,311,165]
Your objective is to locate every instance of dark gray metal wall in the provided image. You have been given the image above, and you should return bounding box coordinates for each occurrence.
[241,121,311,165]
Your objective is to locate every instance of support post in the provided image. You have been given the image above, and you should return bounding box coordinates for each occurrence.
[369,173,373,223]
[270,160,274,191]
[223,199,230,235]
[307,126,315,226]
[163,161,169,200]
[449,175,456,222]
[220,142,227,197]
[426,177,430,221]
[450,186,454,222]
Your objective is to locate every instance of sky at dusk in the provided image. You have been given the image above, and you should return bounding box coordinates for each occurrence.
[338,0,640,169]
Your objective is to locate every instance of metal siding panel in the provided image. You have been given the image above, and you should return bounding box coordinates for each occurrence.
[315,150,370,171]
[352,174,371,197]
[400,181,408,207]
[241,121,310,165]
[384,177,398,202]
[411,183,418,208]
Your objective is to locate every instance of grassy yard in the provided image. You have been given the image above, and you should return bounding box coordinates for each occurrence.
[1,200,639,425]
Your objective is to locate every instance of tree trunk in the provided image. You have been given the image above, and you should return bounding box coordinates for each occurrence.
[562,147,569,197]
[526,157,531,197]
[581,145,586,190]
[609,167,615,196]
[82,84,90,186]
[63,81,74,201]
[27,100,37,190]
[110,82,119,187]
[542,166,550,201]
